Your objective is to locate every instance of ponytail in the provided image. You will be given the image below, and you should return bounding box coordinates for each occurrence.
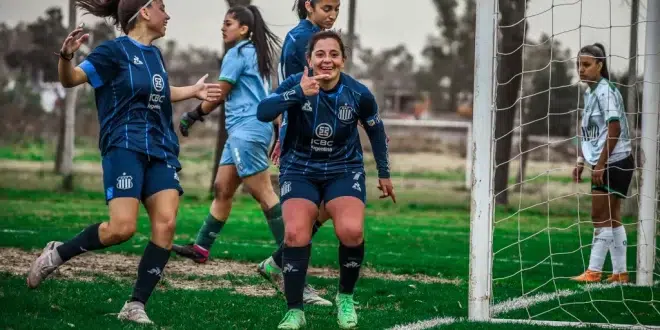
[292,0,314,20]
[579,42,610,80]
[75,0,152,34]
[228,5,282,79]
[592,43,610,80]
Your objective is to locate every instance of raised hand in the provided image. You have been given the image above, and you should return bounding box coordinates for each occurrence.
[60,24,89,59]
[300,67,330,96]
[194,74,223,102]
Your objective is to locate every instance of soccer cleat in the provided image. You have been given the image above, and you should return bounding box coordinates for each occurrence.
[171,243,209,263]
[277,309,306,329]
[118,301,153,324]
[570,270,602,283]
[27,241,64,289]
[606,272,629,284]
[257,256,285,292]
[336,293,358,329]
[303,285,332,306]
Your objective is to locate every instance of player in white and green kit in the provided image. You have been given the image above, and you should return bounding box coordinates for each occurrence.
[571,43,634,284]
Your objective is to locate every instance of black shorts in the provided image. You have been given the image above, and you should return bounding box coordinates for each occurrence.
[591,155,634,199]
[278,172,367,206]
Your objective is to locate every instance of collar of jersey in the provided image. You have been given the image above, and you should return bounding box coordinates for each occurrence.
[300,19,321,33]
[233,39,251,49]
[319,73,344,95]
[121,36,156,51]
[588,77,607,94]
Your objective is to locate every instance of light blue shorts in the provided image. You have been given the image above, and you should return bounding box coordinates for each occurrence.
[220,134,271,178]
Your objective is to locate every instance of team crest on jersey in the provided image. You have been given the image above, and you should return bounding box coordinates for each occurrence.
[116,172,133,190]
[280,181,291,196]
[337,103,354,122]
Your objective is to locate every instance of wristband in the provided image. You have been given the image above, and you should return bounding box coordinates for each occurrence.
[58,50,74,61]
[577,156,584,165]
[194,103,206,118]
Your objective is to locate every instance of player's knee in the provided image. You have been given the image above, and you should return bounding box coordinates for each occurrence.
[151,211,177,237]
[107,221,136,244]
[284,224,312,247]
[214,180,236,202]
[335,224,363,247]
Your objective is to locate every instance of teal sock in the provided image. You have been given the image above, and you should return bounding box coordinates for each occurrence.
[194,214,226,250]
[264,203,284,246]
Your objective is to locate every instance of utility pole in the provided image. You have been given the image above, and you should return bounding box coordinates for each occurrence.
[345,0,357,73]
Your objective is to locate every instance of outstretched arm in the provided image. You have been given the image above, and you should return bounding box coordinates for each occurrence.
[170,74,223,103]
[257,84,305,122]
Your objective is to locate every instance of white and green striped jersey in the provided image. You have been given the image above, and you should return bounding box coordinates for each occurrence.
[580,78,632,166]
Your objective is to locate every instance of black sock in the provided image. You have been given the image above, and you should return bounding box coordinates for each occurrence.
[130,241,171,305]
[56,223,105,262]
[272,220,323,269]
[338,241,364,294]
[282,245,310,310]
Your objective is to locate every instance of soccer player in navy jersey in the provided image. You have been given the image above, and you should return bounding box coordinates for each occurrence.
[257,30,394,330]
[256,0,341,307]
[26,0,222,325]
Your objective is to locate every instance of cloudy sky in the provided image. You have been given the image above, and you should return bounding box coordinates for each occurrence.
[0,0,651,74]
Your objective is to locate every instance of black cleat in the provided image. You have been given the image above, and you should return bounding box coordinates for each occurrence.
[171,243,209,263]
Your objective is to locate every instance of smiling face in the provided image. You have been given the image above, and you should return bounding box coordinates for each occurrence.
[307,36,345,83]
[307,0,340,30]
[142,0,170,38]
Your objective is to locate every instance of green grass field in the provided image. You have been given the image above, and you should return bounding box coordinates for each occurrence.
[0,157,658,329]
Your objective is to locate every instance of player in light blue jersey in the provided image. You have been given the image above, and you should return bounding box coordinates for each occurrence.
[26,0,223,325]
[171,5,288,270]
[571,43,634,284]
[258,30,394,330]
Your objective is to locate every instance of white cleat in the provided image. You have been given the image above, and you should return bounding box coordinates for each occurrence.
[303,284,333,306]
[27,241,63,289]
[118,301,153,324]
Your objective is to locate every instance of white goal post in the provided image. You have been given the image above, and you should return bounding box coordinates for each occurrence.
[469,0,659,328]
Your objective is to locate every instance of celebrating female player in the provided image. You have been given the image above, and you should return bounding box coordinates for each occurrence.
[256,0,341,307]
[257,30,395,330]
[571,43,633,284]
[171,5,287,268]
[26,0,222,325]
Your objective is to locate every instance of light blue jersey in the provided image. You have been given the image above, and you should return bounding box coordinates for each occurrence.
[219,40,273,141]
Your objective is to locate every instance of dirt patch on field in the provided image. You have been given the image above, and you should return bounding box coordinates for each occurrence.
[0,248,460,295]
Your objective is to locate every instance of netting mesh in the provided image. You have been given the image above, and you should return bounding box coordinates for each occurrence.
[489,0,660,327]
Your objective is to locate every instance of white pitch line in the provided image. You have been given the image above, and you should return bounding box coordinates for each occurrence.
[0,229,37,234]
[386,281,660,330]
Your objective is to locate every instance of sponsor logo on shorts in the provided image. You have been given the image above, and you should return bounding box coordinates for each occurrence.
[173,172,179,182]
[116,172,133,190]
[312,123,333,152]
[352,182,362,192]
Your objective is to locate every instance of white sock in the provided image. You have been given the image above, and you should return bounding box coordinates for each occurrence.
[588,227,613,272]
[610,226,628,274]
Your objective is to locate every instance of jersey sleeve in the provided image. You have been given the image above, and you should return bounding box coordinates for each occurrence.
[358,91,390,179]
[218,48,244,85]
[257,74,305,122]
[596,88,622,123]
[78,41,119,89]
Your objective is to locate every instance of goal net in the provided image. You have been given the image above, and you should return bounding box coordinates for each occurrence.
[469,0,660,328]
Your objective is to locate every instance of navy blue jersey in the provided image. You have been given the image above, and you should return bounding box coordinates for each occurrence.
[278,20,320,83]
[257,73,390,178]
[79,36,180,169]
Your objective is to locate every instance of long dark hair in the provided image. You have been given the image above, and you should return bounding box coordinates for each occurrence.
[579,43,610,80]
[293,0,315,20]
[75,0,153,34]
[228,5,281,79]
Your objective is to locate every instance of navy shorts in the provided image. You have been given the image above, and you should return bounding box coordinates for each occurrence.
[279,171,366,206]
[102,147,183,204]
